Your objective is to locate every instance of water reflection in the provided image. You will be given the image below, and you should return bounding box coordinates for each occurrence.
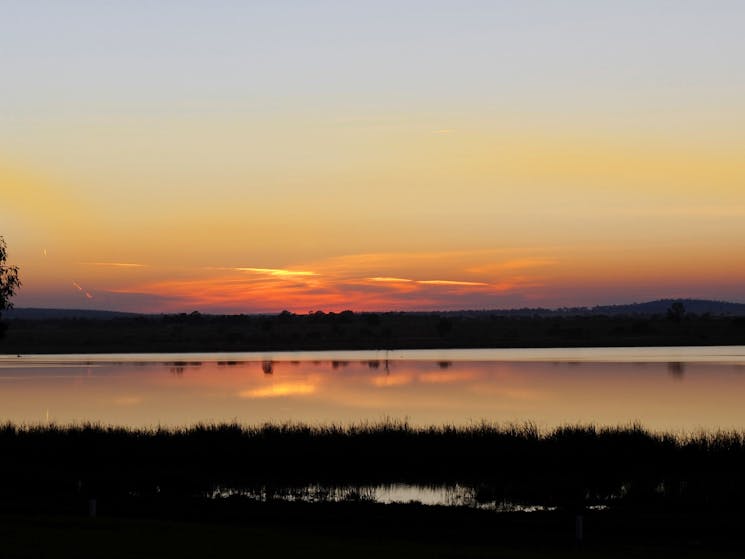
[1,348,745,429]
[667,362,685,380]
[208,483,561,512]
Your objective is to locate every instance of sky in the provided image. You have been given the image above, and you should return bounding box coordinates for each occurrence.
[2,1,745,313]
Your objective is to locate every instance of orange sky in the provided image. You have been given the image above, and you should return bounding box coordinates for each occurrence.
[2,3,745,313]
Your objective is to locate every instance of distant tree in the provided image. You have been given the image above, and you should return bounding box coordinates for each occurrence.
[666,301,686,322]
[338,310,355,322]
[0,236,21,338]
[436,317,453,337]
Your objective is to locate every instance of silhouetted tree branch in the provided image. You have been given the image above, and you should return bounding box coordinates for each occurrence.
[0,236,21,338]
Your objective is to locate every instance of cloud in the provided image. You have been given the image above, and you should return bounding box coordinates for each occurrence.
[72,281,94,300]
[417,280,488,286]
[303,249,558,280]
[234,267,316,277]
[100,249,561,312]
[367,277,414,283]
[86,262,147,268]
[123,276,510,311]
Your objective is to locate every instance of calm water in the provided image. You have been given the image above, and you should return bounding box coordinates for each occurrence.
[209,483,561,511]
[2,347,745,430]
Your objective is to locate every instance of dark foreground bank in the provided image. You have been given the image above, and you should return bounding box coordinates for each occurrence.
[2,310,745,353]
[4,507,745,558]
[4,422,745,556]
[3,422,745,511]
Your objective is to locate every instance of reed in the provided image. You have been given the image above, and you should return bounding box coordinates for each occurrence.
[2,420,745,513]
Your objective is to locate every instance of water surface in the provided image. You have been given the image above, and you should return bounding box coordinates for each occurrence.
[2,347,745,430]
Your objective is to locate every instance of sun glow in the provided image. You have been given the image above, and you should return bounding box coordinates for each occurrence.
[3,3,745,312]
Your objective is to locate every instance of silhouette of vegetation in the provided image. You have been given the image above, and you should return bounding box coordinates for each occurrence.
[3,421,745,514]
[2,308,745,353]
[5,499,745,558]
[0,236,21,340]
[666,301,686,322]
[3,421,745,555]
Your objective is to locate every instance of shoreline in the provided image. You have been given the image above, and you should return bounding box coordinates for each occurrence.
[3,344,745,363]
[2,312,745,355]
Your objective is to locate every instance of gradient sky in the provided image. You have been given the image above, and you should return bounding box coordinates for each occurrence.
[2,1,745,313]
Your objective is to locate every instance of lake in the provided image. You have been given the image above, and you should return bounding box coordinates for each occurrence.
[2,346,745,431]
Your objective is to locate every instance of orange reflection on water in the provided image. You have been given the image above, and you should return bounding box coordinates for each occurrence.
[239,382,317,399]
[1,351,745,431]
[370,373,416,388]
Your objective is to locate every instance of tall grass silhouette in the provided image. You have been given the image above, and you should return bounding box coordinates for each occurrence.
[2,421,745,513]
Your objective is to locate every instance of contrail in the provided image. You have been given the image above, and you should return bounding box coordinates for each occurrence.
[72,281,94,299]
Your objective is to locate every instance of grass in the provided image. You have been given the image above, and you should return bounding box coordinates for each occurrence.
[2,421,745,513]
[4,422,745,556]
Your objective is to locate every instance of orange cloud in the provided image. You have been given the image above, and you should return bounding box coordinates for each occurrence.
[235,267,317,277]
[417,280,488,286]
[86,262,147,268]
[367,277,414,283]
[97,248,562,312]
[109,269,520,313]
[72,281,95,300]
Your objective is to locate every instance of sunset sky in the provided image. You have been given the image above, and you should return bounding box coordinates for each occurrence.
[3,1,745,313]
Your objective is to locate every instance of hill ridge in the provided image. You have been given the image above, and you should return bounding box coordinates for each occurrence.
[4,298,745,319]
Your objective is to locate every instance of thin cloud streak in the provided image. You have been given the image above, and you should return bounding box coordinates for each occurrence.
[367,277,415,283]
[98,248,563,312]
[417,280,489,286]
[86,262,147,268]
[72,281,94,300]
[235,267,317,277]
[368,277,489,287]
[110,271,527,313]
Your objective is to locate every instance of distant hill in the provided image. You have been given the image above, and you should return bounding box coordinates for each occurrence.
[435,299,745,317]
[590,299,745,317]
[4,299,745,353]
[3,299,745,320]
[2,308,141,320]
